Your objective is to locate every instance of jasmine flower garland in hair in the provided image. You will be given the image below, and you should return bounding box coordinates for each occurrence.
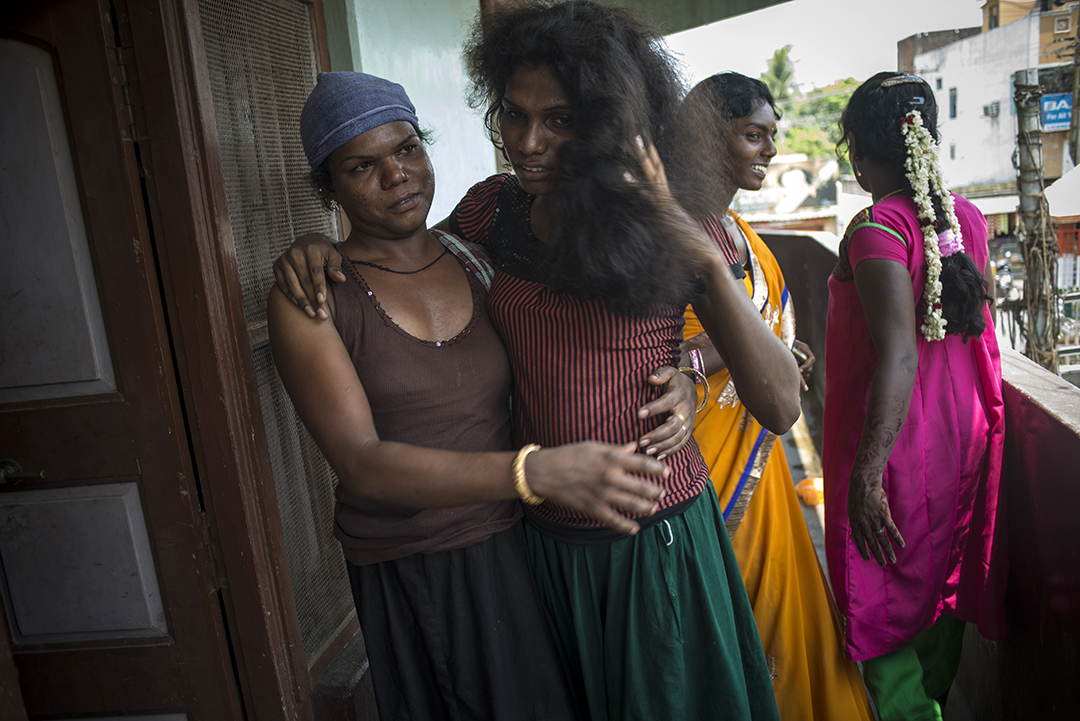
[900,110,964,341]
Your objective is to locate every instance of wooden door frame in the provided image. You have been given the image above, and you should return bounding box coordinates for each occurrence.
[116,0,338,717]
[1,1,245,715]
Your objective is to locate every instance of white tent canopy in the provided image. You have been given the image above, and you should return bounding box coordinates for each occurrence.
[1045,166,1080,222]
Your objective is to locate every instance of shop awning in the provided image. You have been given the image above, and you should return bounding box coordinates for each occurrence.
[969,195,1020,217]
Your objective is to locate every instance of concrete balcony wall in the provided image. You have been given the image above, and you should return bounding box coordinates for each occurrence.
[954,349,1080,720]
[759,230,1080,720]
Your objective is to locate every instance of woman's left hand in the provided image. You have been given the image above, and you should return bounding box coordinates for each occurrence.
[792,339,816,391]
[636,367,696,460]
[847,475,906,566]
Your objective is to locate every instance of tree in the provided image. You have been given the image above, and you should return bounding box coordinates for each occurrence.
[781,125,834,162]
[780,77,859,173]
[760,45,796,101]
[758,46,858,171]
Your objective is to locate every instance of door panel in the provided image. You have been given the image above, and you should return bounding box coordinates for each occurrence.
[0,1,241,717]
[0,39,115,403]
[0,482,165,642]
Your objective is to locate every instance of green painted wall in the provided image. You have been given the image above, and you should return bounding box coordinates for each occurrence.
[321,0,496,223]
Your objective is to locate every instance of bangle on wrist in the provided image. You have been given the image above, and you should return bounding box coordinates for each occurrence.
[678,366,710,414]
[689,348,704,375]
[512,444,545,505]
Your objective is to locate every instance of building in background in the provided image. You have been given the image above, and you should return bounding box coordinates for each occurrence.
[901,0,1078,290]
[735,155,858,236]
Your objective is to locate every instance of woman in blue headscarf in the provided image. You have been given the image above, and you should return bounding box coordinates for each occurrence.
[268,70,694,721]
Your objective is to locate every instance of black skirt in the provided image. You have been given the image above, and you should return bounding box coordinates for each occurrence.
[348,521,584,721]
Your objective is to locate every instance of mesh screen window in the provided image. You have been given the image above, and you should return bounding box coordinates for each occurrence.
[197,0,353,667]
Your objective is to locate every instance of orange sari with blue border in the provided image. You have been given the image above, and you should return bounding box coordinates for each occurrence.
[685,212,873,721]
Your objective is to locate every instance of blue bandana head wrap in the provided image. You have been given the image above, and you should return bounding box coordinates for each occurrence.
[300,72,419,171]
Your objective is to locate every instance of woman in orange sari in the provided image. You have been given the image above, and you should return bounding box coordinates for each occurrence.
[680,73,874,721]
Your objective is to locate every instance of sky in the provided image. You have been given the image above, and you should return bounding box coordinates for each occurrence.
[666,0,987,90]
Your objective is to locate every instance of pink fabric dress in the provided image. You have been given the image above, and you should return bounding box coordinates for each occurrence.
[823,194,1007,661]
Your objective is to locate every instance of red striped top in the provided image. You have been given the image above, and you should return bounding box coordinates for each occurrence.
[699,212,744,272]
[450,174,710,531]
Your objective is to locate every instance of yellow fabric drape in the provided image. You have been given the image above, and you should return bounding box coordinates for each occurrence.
[686,213,873,721]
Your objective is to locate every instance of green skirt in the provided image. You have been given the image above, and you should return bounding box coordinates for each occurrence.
[524,489,779,721]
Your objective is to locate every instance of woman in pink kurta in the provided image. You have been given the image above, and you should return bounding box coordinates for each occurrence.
[823,72,1006,721]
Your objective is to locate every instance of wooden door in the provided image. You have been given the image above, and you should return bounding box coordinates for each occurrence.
[0,2,242,717]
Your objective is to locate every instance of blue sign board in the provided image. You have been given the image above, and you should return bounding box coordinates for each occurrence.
[1042,93,1072,132]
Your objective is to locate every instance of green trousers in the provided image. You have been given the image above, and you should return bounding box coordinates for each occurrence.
[861,614,967,721]
[524,491,779,721]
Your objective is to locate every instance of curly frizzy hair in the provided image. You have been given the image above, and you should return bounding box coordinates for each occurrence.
[463,0,714,315]
[839,71,989,341]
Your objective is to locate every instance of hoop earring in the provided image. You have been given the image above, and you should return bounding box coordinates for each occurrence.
[329,199,339,212]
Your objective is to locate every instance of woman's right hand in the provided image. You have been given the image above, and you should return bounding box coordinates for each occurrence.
[525,442,667,536]
[633,137,726,271]
[272,233,344,319]
[847,474,905,566]
[636,135,801,433]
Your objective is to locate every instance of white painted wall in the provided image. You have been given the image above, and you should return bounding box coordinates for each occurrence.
[325,0,497,224]
[913,15,1040,190]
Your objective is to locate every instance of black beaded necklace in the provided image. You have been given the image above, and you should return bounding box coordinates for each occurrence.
[349,246,449,274]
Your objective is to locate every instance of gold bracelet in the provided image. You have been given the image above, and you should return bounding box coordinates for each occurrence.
[678,366,711,415]
[512,444,545,505]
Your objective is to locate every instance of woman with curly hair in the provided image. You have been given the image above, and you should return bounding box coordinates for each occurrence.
[824,71,1006,720]
[270,70,699,721]
[677,72,874,721]
[275,2,800,718]
[449,5,798,718]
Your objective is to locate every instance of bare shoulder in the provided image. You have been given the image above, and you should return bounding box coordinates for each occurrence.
[267,285,342,344]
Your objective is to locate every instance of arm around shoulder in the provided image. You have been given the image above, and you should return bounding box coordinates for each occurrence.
[267,285,518,509]
[266,287,668,530]
[272,233,343,319]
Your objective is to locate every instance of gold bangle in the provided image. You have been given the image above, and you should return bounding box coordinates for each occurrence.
[512,444,545,505]
[678,366,711,415]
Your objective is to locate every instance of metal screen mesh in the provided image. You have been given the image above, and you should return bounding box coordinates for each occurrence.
[254,346,350,663]
[197,0,353,667]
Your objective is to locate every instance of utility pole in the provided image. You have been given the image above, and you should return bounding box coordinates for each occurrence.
[1071,28,1079,168]
[1014,69,1059,373]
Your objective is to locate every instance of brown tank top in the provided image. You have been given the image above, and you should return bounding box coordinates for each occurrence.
[331,232,519,565]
